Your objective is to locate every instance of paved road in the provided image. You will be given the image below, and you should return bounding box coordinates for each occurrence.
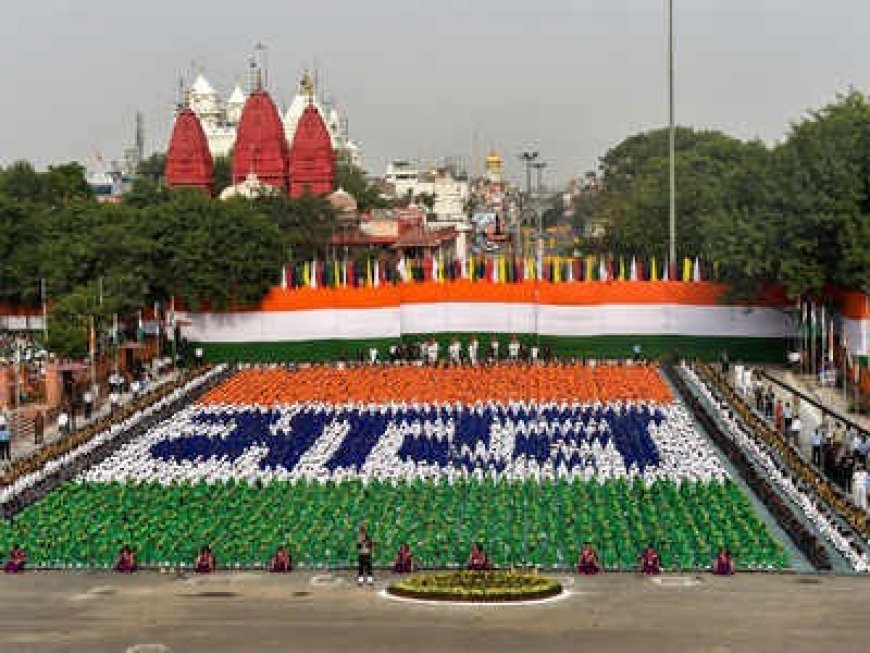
[0,571,867,652]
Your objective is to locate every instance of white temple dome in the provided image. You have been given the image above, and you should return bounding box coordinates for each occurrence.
[219,173,281,200]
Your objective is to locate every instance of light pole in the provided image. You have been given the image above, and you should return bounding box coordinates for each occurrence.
[518,151,539,258]
[519,151,543,348]
[668,0,677,276]
[532,161,547,196]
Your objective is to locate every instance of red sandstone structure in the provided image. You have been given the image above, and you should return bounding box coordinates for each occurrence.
[288,103,336,198]
[165,108,214,193]
[232,88,290,191]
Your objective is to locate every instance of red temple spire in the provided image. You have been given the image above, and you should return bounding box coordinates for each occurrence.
[288,104,335,198]
[231,87,290,192]
[165,108,214,194]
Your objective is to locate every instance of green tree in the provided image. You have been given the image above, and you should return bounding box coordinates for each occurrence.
[249,193,339,260]
[136,152,167,182]
[335,162,388,212]
[213,153,232,195]
[43,162,93,204]
[0,160,44,202]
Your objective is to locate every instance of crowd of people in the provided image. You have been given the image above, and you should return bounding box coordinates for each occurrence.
[3,536,738,579]
[1,533,743,580]
[200,362,673,407]
[691,363,870,572]
[740,367,870,512]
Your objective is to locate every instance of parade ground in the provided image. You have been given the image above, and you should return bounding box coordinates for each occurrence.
[0,571,867,652]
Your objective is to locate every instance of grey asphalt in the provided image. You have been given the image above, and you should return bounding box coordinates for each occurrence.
[0,570,867,653]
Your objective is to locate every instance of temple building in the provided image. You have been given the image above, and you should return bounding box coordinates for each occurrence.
[230,76,290,191]
[187,74,245,158]
[288,102,336,197]
[185,68,361,168]
[485,148,503,184]
[164,106,214,193]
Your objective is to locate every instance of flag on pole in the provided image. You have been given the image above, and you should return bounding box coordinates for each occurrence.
[682,257,692,282]
[137,310,144,342]
[154,301,161,338]
[310,260,318,289]
[598,256,607,282]
[280,265,288,290]
[693,257,701,282]
[630,257,638,281]
[88,316,96,360]
[650,257,658,282]
[112,312,119,347]
[168,296,176,337]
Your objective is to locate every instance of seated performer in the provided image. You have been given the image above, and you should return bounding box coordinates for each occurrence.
[4,545,26,574]
[712,547,735,576]
[195,545,217,574]
[392,543,417,573]
[270,546,293,573]
[638,544,662,575]
[467,542,492,571]
[577,543,602,575]
[115,545,138,573]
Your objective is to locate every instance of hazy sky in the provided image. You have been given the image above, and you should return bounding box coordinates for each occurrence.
[1,0,868,184]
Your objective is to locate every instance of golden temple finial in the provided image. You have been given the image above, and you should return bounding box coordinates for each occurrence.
[300,71,315,101]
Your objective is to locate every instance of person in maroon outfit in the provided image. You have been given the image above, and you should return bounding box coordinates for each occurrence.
[195,545,216,573]
[712,547,735,576]
[270,546,293,573]
[4,545,26,574]
[392,543,417,573]
[639,545,662,575]
[466,542,493,571]
[577,543,602,575]
[115,545,138,573]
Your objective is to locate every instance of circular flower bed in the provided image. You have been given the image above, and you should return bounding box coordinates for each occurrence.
[387,570,562,603]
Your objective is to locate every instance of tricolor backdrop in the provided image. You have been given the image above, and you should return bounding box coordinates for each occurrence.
[179,280,796,363]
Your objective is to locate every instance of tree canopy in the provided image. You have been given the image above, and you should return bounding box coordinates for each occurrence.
[0,163,339,356]
[587,90,870,297]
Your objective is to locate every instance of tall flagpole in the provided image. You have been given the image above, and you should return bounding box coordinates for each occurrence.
[668,0,677,277]
[40,278,48,341]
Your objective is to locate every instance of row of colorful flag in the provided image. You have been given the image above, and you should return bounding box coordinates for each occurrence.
[280,255,716,289]
[795,301,865,384]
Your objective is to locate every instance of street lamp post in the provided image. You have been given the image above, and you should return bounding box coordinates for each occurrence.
[519,151,543,348]
[518,151,539,259]
[668,0,677,276]
[532,160,547,196]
